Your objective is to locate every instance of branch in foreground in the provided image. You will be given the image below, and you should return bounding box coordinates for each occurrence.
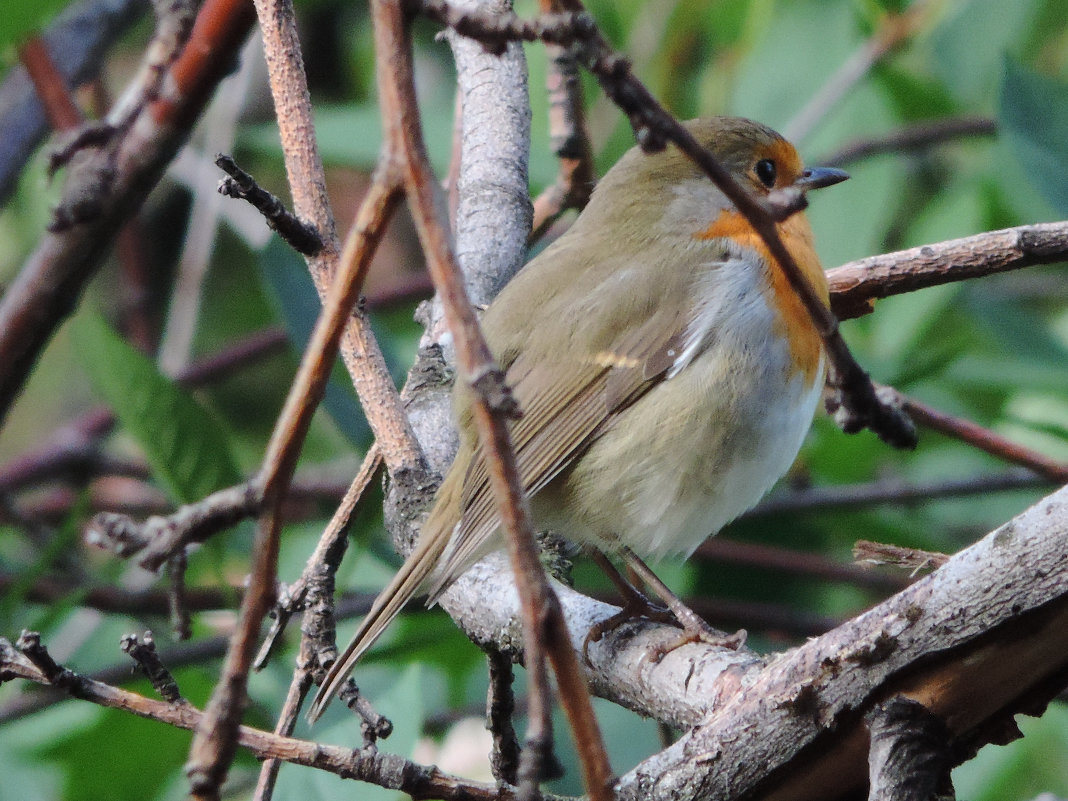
[186,0,399,789]
[608,484,1068,801]
[215,154,323,256]
[373,2,614,798]
[0,637,501,801]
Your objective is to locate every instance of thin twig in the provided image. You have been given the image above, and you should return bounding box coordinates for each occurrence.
[1,636,504,801]
[0,0,151,205]
[528,0,594,241]
[253,667,313,801]
[254,444,382,671]
[185,0,380,794]
[899,393,1068,483]
[694,539,908,593]
[783,2,934,144]
[216,153,323,256]
[86,482,262,569]
[487,649,523,785]
[853,541,950,575]
[157,36,261,373]
[822,116,997,167]
[744,470,1051,519]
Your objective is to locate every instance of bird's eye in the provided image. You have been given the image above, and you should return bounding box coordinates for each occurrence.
[755,159,777,188]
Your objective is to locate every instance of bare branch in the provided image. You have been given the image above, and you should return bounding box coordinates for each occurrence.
[612,485,1068,801]
[215,153,323,256]
[822,116,996,168]
[0,637,504,801]
[0,0,257,429]
[827,221,1068,320]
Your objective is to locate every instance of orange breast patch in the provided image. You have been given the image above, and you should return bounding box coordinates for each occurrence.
[698,209,828,383]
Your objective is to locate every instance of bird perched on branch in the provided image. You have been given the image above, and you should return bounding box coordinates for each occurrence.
[309,116,848,721]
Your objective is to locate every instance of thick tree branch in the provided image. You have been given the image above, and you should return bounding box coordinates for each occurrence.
[612,485,1068,801]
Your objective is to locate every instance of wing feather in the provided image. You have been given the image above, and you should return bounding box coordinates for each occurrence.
[427,296,697,597]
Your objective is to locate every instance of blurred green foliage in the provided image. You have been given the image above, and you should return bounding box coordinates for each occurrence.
[1,0,1067,799]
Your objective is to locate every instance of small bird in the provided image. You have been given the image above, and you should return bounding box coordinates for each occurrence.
[309,116,847,721]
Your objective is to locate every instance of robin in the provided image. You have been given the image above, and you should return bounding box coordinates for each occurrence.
[309,116,848,721]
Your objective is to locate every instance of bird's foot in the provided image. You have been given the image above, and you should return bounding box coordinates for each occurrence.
[647,616,747,662]
[583,583,677,663]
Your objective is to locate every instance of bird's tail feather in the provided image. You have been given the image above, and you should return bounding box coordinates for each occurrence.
[307,522,452,722]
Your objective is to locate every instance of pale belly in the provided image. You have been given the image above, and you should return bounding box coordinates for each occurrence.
[531,332,824,559]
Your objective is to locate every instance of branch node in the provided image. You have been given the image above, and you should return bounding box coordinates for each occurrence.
[121,631,186,703]
[469,365,521,418]
[16,631,75,688]
[215,154,324,256]
[826,373,918,449]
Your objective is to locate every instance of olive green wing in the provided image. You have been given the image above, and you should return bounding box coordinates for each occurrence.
[426,299,690,596]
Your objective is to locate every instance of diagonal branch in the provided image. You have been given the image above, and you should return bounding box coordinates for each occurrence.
[0,0,256,430]
[373,2,614,799]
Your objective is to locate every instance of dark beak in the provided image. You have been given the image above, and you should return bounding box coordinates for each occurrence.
[795,166,850,191]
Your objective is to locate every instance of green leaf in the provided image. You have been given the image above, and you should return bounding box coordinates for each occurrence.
[999,59,1068,215]
[256,238,372,446]
[0,0,68,50]
[71,313,241,503]
[34,705,189,801]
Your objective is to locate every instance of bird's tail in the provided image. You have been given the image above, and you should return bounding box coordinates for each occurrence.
[307,509,455,722]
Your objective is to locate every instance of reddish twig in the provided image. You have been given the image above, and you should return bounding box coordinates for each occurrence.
[898,393,1068,483]
[18,37,84,131]
[0,0,257,429]
[185,0,392,792]
[374,3,615,799]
